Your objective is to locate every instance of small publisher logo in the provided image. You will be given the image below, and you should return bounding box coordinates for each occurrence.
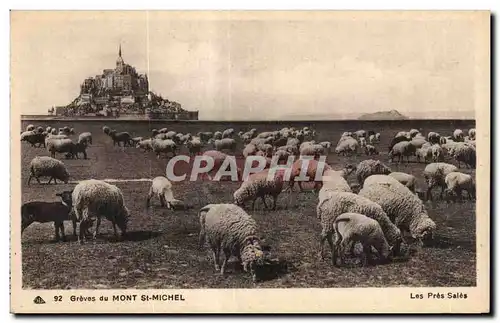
[33,296,46,304]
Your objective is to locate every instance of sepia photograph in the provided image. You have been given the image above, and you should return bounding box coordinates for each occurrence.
[10,10,490,313]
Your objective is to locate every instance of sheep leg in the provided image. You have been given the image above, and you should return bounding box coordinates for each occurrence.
[112,222,119,240]
[260,196,269,210]
[27,174,32,185]
[78,219,88,244]
[426,185,433,201]
[72,218,77,237]
[146,188,154,208]
[319,229,328,260]
[326,232,336,266]
[271,194,278,210]
[59,222,66,241]
[360,244,369,267]
[159,194,166,207]
[220,248,231,275]
[93,217,101,240]
[212,247,221,271]
[297,181,304,192]
[198,229,206,249]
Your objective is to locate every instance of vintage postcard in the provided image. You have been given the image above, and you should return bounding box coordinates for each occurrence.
[10,11,490,314]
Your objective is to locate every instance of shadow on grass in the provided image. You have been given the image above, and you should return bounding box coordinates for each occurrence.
[122,230,162,242]
[425,235,475,251]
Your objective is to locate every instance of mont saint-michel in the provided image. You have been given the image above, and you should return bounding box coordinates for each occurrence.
[49,45,199,120]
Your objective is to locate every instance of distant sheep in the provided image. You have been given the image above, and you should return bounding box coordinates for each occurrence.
[355,159,391,186]
[28,156,69,185]
[233,168,286,210]
[423,162,459,201]
[388,141,417,163]
[444,172,476,202]
[146,176,177,208]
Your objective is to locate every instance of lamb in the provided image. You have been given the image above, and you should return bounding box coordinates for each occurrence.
[451,143,476,169]
[28,156,70,185]
[21,191,75,241]
[364,144,379,155]
[71,179,129,243]
[359,176,436,244]
[77,132,92,146]
[198,203,266,282]
[21,131,46,148]
[332,212,393,266]
[146,176,178,209]
[316,192,402,260]
[213,138,237,153]
[354,159,391,186]
[233,168,286,210]
[186,137,202,156]
[423,162,459,201]
[388,141,417,163]
[151,139,177,159]
[109,130,133,147]
[388,172,417,193]
[444,172,476,202]
[289,158,333,192]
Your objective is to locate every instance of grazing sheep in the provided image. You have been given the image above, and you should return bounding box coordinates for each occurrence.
[316,192,402,260]
[214,138,237,153]
[233,168,286,210]
[333,212,393,266]
[423,162,459,201]
[21,131,46,148]
[28,156,69,185]
[430,144,445,162]
[364,145,379,156]
[451,143,476,169]
[186,137,203,156]
[300,143,325,158]
[409,129,420,138]
[130,136,144,145]
[415,143,433,163]
[197,131,214,143]
[355,159,391,186]
[158,127,169,134]
[21,192,75,241]
[198,203,266,282]
[71,179,129,243]
[388,135,410,152]
[146,176,178,208]
[289,158,333,192]
[136,139,153,152]
[151,139,177,159]
[335,137,359,156]
[243,144,258,158]
[388,172,417,193]
[359,176,436,244]
[109,130,133,147]
[388,141,417,163]
[77,132,92,146]
[444,172,476,202]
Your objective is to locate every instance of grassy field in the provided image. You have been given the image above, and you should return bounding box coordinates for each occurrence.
[20,119,476,289]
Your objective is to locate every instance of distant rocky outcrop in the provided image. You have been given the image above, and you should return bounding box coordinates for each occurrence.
[358,109,409,120]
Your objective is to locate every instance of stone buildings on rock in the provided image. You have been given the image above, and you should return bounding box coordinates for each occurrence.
[55,45,199,120]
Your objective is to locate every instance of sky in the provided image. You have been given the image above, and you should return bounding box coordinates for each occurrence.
[11,11,485,120]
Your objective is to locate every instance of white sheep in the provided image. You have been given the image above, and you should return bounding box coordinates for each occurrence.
[233,168,286,210]
[28,156,70,185]
[26,124,35,132]
[359,176,436,244]
[136,138,153,151]
[316,192,403,260]
[423,162,459,201]
[451,143,476,169]
[333,212,393,266]
[388,172,417,193]
[151,139,177,159]
[468,128,476,140]
[430,144,444,162]
[427,131,441,144]
[300,143,325,158]
[335,137,359,156]
[78,132,92,146]
[453,129,465,142]
[213,138,237,153]
[186,137,202,156]
[146,176,178,208]
[242,143,257,158]
[358,137,367,148]
[354,130,367,138]
[355,159,391,186]
[388,141,417,163]
[71,179,129,243]
[444,172,475,202]
[222,128,235,138]
[198,203,266,282]
[319,141,332,152]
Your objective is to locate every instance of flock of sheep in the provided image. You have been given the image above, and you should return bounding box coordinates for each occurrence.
[21,122,476,282]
